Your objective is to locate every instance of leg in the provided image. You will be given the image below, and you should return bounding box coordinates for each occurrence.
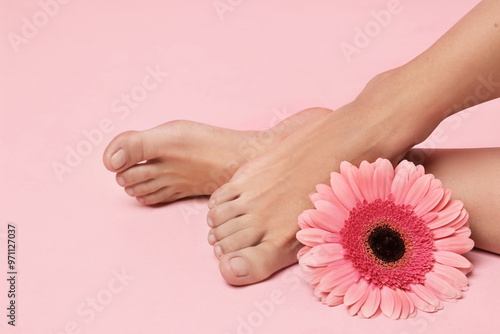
[407,148,500,254]
[102,108,332,204]
[208,0,500,285]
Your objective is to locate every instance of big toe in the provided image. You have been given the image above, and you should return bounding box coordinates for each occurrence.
[103,129,162,172]
[219,240,300,286]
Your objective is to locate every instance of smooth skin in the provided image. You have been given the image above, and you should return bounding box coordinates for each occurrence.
[104,0,500,285]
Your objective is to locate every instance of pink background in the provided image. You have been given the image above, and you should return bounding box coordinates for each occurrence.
[1,1,500,333]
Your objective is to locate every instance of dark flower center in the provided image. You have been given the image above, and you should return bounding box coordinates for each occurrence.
[367,226,406,263]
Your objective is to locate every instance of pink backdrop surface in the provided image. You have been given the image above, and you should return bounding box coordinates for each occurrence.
[1,1,500,333]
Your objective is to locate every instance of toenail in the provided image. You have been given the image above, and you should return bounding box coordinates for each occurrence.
[229,257,250,277]
[137,196,145,203]
[117,177,125,186]
[110,149,126,170]
[214,245,223,258]
[208,198,216,209]
[207,216,214,228]
[125,188,135,196]
[208,233,217,245]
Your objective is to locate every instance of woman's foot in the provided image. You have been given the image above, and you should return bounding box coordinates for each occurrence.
[207,103,409,285]
[102,108,331,205]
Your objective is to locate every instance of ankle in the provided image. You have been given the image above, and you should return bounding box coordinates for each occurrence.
[352,67,447,154]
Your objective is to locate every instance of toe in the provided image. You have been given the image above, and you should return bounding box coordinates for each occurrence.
[116,161,162,186]
[208,182,241,209]
[103,129,164,173]
[207,199,246,228]
[124,178,166,197]
[209,216,259,244]
[137,187,179,205]
[214,227,263,257]
[207,218,241,245]
[219,240,301,285]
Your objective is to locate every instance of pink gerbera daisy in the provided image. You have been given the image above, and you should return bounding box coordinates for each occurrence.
[296,158,474,319]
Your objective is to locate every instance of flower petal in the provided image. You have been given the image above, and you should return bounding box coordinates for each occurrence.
[347,283,371,316]
[397,167,423,204]
[359,161,376,202]
[413,188,444,217]
[298,210,315,229]
[372,158,394,201]
[340,160,352,175]
[428,177,443,192]
[330,172,357,211]
[299,243,344,267]
[405,174,433,208]
[407,291,438,313]
[448,210,469,230]
[410,284,440,307]
[345,164,366,203]
[330,272,357,296]
[316,263,355,293]
[433,263,469,290]
[380,286,395,318]
[425,272,462,301]
[453,226,472,238]
[396,288,411,319]
[432,188,452,213]
[322,232,341,243]
[390,169,407,204]
[296,228,331,247]
[312,184,336,202]
[307,210,342,233]
[360,284,381,318]
[344,278,369,306]
[394,160,415,175]
[427,200,464,229]
[303,266,329,285]
[297,246,311,260]
[315,200,348,231]
[312,184,350,217]
[434,237,474,254]
[324,292,344,306]
[421,212,438,224]
[433,250,472,269]
[391,161,422,205]
[431,227,456,239]
[389,289,402,320]
[405,289,416,317]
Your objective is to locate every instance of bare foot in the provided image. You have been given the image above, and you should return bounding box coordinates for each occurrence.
[102,108,331,204]
[207,104,409,285]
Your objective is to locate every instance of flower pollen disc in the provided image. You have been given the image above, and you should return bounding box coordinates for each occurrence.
[367,226,406,263]
[340,199,435,290]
